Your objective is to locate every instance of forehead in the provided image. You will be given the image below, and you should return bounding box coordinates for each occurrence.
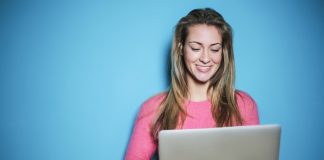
[186,24,222,44]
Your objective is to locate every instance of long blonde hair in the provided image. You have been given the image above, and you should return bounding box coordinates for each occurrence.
[151,8,243,140]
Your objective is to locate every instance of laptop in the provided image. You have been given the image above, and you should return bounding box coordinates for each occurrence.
[158,124,281,160]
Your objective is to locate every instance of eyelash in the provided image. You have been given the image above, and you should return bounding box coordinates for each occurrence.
[191,48,200,52]
[191,48,220,52]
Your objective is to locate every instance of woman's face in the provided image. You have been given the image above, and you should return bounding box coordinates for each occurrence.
[183,24,223,84]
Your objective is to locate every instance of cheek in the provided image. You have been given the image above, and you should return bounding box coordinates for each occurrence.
[211,53,222,64]
[184,50,200,64]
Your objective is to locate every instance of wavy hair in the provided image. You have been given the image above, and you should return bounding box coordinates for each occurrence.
[151,8,243,140]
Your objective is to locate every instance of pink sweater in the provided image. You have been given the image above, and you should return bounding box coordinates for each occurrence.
[125,91,259,160]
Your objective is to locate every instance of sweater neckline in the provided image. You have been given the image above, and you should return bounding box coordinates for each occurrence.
[185,99,211,106]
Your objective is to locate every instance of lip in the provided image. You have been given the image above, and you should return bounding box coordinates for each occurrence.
[196,65,212,73]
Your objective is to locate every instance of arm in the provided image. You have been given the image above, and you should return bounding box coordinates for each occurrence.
[125,96,162,160]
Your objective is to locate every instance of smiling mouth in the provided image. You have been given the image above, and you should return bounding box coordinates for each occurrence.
[196,65,211,72]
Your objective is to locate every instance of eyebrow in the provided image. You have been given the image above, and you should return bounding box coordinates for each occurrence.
[188,41,222,46]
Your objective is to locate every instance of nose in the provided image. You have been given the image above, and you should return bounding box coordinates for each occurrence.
[199,50,211,64]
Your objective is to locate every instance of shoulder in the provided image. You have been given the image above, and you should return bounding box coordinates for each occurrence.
[143,92,167,108]
[235,90,260,125]
[235,90,257,112]
[235,90,256,104]
[137,92,167,120]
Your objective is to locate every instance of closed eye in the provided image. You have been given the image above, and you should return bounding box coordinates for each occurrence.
[211,47,222,53]
[191,48,200,52]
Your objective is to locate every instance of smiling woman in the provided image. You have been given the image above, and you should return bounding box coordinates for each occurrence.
[125,8,259,160]
[184,25,223,88]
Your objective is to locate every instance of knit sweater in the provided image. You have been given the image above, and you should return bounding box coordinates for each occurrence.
[125,91,259,160]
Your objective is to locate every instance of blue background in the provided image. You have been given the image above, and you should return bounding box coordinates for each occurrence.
[1,0,323,160]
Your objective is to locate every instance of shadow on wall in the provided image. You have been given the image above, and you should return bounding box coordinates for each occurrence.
[163,39,172,88]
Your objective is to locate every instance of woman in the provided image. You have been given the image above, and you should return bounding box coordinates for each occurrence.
[125,8,259,160]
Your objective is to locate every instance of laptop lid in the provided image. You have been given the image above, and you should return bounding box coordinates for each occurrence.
[158,124,281,160]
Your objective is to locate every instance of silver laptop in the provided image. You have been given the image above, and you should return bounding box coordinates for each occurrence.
[158,124,281,160]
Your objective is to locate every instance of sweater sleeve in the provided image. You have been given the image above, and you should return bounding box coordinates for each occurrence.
[125,94,165,160]
[236,91,260,125]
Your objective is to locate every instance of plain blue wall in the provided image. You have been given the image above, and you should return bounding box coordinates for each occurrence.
[1,0,323,160]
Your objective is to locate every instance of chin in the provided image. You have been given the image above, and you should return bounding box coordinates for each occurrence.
[191,68,217,84]
[194,75,213,84]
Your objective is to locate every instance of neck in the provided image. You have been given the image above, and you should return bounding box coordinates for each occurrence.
[187,77,210,102]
